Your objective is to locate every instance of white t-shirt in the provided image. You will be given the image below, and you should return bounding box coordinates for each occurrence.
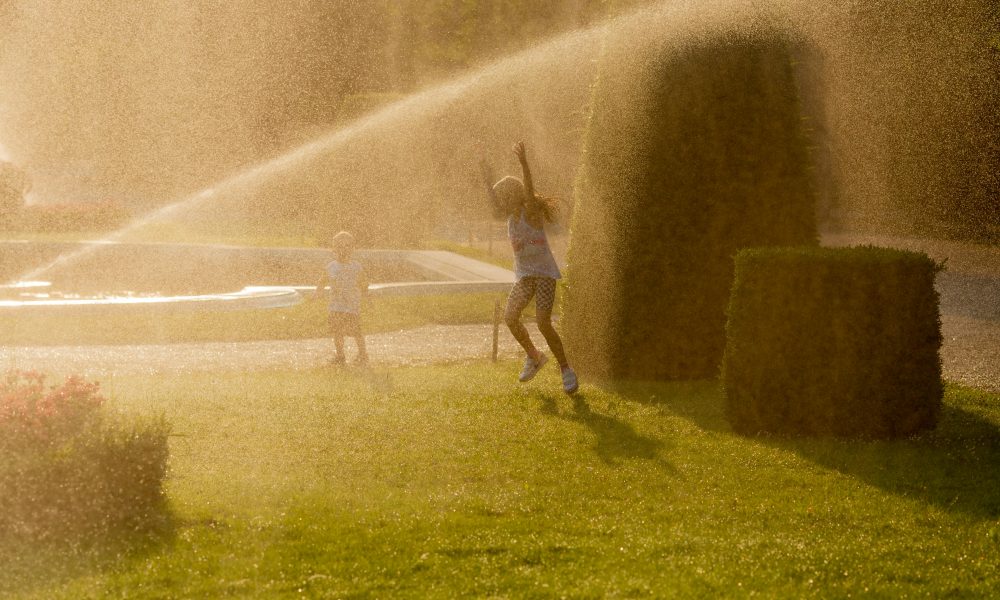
[326,260,364,314]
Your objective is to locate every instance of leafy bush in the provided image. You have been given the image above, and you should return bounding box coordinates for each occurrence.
[0,371,170,540]
[722,246,943,438]
[564,31,818,380]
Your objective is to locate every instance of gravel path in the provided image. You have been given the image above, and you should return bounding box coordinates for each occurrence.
[939,316,999,393]
[2,319,995,392]
[0,324,529,377]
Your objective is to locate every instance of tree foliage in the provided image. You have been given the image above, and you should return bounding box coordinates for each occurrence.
[0,161,28,229]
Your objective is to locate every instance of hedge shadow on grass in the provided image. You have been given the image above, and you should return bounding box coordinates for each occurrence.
[763,400,1000,519]
[641,382,1000,519]
[0,510,178,598]
[535,392,675,471]
[607,380,730,435]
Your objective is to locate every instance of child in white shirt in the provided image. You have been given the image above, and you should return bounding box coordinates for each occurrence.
[314,231,368,365]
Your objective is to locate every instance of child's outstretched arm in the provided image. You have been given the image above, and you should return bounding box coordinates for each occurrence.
[312,275,328,301]
[359,268,370,300]
[513,141,536,202]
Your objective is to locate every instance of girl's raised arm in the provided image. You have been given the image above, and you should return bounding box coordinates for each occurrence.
[513,141,537,206]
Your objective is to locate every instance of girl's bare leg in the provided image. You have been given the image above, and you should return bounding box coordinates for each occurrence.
[505,280,541,359]
[506,316,540,359]
[536,310,568,367]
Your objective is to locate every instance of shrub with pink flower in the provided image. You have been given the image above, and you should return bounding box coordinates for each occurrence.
[0,370,171,541]
[0,370,105,447]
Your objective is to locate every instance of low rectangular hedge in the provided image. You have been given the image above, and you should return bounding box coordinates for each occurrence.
[722,246,943,438]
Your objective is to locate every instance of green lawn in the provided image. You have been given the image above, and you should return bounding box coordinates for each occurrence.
[421,239,514,270]
[3,366,998,598]
[0,293,519,346]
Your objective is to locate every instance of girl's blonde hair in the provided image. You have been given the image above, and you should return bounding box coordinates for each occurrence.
[491,176,561,223]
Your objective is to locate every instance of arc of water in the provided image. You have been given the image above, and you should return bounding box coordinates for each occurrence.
[12,72,484,283]
[11,9,630,285]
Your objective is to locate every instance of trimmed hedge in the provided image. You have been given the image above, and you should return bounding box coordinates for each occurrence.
[722,246,943,438]
[564,31,818,380]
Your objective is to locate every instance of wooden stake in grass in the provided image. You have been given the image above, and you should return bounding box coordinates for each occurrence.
[492,296,503,362]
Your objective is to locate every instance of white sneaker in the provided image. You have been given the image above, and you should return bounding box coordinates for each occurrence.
[561,366,579,394]
[519,354,548,382]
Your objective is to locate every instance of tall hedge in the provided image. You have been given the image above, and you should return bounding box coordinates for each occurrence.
[722,246,943,438]
[564,31,818,380]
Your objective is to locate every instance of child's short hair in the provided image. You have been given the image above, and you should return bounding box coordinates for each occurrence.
[332,231,355,250]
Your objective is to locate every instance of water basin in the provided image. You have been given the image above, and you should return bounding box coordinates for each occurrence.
[0,242,514,313]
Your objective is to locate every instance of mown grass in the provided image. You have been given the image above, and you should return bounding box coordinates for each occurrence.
[421,239,514,270]
[0,293,518,346]
[3,365,998,598]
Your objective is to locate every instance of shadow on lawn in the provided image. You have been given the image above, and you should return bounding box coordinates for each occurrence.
[770,401,1000,519]
[636,381,1000,519]
[537,392,676,472]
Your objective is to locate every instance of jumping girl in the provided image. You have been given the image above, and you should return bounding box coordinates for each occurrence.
[480,141,578,394]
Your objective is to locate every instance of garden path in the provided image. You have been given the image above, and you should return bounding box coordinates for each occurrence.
[1,319,996,392]
[0,324,527,376]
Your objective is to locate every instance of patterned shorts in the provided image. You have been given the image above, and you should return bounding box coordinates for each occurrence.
[505,276,557,320]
